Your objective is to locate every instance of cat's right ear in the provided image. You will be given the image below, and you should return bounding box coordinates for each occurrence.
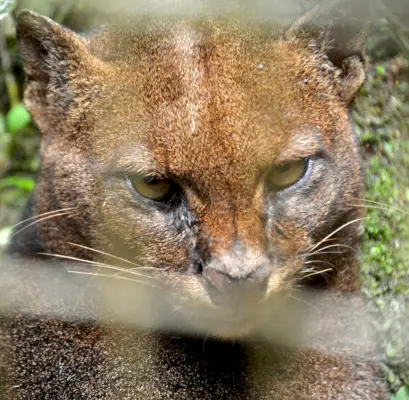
[16,10,98,134]
[286,0,371,104]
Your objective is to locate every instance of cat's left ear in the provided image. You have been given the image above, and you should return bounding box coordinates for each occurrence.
[15,10,102,136]
[287,0,371,104]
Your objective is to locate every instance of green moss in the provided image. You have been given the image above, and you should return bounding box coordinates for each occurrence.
[354,54,409,394]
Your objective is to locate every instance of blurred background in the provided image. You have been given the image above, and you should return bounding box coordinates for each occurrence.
[0,0,408,398]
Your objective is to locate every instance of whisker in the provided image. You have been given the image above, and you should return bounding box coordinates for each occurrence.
[304,259,336,268]
[68,242,148,269]
[127,266,158,271]
[203,331,209,353]
[349,203,409,216]
[300,268,333,280]
[295,284,307,290]
[351,197,400,208]
[308,243,356,256]
[290,286,305,293]
[351,197,391,206]
[37,252,154,280]
[67,270,159,287]
[350,197,409,216]
[288,294,320,314]
[260,333,286,361]
[10,207,75,230]
[307,217,366,253]
[73,263,101,312]
[168,305,184,317]
[12,211,72,238]
[299,267,315,274]
[300,250,348,258]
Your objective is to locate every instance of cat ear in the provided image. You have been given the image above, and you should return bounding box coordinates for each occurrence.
[286,1,370,104]
[16,10,96,133]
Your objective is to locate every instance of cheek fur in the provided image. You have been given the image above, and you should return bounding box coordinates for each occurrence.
[95,197,190,268]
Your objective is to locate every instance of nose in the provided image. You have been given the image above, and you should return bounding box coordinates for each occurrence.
[202,266,270,310]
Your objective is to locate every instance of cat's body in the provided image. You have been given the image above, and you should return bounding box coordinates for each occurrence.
[0,256,387,399]
[0,2,389,398]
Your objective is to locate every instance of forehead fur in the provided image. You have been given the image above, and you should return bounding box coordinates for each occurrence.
[87,18,345,185]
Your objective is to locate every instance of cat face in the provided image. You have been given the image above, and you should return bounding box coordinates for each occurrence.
[17,6,367,335]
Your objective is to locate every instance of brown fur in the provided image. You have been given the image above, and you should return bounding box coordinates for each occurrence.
[1,2,389,398]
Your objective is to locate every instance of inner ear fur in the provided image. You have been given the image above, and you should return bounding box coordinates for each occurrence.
[16,10,97,133]
[287,0,371,104]
[16,10,91,86]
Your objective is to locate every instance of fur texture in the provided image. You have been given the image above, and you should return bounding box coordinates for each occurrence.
[1,2,388,398]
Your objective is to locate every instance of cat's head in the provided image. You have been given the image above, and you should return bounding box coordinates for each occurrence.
[16,2,368,336]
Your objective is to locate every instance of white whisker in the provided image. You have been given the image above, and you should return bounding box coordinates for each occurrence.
[304,259,336,268]
[288,294,320,314]
[10,207,75,230]
[300,268,333,280]
[351,197,409,215]
[12,211,72,238]
[37,252,155,280]
[67,270,159,287]
[308,243,356,257]
[68,242,151,270]
[300,250,347,258]
[307,217,365,253]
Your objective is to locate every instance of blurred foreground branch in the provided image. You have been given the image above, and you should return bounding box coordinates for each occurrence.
[0,254,407,360]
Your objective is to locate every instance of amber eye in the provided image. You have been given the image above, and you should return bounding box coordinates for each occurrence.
[127,175,172,201]
[268,158,309,190]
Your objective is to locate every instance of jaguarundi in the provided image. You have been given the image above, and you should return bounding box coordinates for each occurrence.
[0,1,389,398]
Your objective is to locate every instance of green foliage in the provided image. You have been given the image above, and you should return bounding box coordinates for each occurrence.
[376,65,387,76]
[0,176,34,191]
[393,385,409,400]
[354,53,409,392]
[6,103,32,134]
[0,113,5,134]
